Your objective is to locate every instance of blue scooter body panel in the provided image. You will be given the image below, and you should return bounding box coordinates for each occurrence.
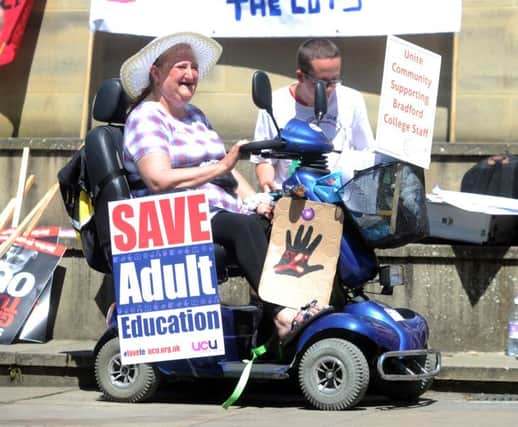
[296,301,429,354]
[280,118,332,154]
[154,300,430,379]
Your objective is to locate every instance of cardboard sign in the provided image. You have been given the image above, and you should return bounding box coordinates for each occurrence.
[108,191,225,365]
[375,35,442,169]
[259,198,343,309]
[0,230,66,344]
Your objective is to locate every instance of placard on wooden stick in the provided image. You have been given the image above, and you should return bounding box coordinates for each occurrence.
[375,35,441,169]
[258,198,343,310]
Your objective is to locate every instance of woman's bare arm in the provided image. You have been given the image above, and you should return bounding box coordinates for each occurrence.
[136,141,243,193]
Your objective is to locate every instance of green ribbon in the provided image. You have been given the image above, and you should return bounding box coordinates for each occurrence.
[222,345,267,409]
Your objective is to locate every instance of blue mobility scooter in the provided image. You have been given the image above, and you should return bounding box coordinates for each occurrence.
[68,71,440,410]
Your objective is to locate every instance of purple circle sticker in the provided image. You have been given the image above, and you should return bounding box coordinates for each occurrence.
[301,207,315,221]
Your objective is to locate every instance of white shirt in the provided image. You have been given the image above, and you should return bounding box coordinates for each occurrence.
[251,83,375,189]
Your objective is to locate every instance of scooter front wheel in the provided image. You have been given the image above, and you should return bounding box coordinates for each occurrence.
[95,337,161,403]
[298,338,369,410]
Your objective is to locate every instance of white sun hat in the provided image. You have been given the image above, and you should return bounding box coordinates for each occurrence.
[120,32,223,100]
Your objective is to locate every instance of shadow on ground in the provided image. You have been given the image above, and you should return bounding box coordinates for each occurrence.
[94,378,437,411]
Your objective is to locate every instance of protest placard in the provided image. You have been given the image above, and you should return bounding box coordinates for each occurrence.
[0,229,66,344]
[259,197,343,310]
[18,227,63,343]
[375,35,442,169]
[108,191,225,365]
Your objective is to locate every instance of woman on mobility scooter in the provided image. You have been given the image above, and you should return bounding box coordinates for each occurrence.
[75,32,439,410]
[119,31,330,342]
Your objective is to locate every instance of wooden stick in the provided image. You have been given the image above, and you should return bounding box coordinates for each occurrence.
[0,183,59,258]
[24,174,35,194]
[11,147,30,227]
[389,163,402,234]
[23,181,55,236]
[0,174,35,229]
[80,30,95,140]
[448,33,459,143]
[0,199,16,229]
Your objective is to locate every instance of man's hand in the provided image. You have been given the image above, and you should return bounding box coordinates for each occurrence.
[256,163,276,192]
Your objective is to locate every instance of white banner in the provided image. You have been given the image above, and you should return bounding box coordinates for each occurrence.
[90,0,462,38]
[375,36,442,169]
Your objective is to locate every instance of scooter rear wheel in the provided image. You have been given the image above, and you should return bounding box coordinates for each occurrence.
[95,337,161,403]
[298,338,369,410]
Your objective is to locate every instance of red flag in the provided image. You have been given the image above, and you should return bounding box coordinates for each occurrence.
[0,0,34,66]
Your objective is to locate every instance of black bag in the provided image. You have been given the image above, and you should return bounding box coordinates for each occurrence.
[57,147,112,274]
[460,154,518,244]
[461,155,518,198]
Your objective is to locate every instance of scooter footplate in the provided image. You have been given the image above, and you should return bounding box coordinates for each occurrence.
[377,349,441,381]
[219,361,290,380]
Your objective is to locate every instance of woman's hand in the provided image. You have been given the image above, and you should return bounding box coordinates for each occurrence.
[256,202,273,220]
[243,192,274,220]
[219,140,248,172]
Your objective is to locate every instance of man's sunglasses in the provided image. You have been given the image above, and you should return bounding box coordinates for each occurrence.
[303,73,342,88]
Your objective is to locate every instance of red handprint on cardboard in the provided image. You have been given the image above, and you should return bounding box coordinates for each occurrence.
[273,225,324,277]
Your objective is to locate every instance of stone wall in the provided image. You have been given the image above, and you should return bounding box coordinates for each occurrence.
[1,1,517,145]
[456,1,518,142]
[51,235,518,352]
[1,139,515,227]
[374,245,518,352]
[40,220,518,353]
[1,1,518,354]
[1,141,517,353]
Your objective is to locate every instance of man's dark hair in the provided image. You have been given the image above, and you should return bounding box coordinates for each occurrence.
[296,38,341,74]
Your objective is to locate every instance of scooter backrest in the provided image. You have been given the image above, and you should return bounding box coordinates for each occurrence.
[92,78,131,125]
[83,78,132,272]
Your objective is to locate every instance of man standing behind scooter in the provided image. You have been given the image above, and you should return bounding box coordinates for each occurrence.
[251,38,376,190]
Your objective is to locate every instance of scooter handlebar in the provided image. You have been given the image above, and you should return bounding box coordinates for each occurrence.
[239,139,285,158]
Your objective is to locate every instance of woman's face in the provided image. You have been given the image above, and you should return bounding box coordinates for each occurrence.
[151,45,199,108]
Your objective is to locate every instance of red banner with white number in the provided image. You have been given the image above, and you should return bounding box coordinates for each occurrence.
[0,0,34,66]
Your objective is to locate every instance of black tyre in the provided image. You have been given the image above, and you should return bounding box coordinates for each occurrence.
[95,337,160,403]
[298,338,369,410]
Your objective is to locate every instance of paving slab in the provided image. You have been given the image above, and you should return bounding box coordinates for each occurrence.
[0,340,96,368]
[438,351,518,382]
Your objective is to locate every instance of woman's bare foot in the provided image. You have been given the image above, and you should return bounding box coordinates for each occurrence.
[273,302,328,340]
[273,307,298,339]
